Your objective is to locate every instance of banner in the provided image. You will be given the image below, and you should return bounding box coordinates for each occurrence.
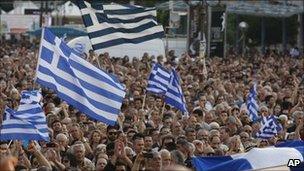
[0,14,39,34]
[210,7,225,57]
[187,4,204,57]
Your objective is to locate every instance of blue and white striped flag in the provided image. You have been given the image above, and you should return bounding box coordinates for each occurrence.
[35,28,126,125]
[256,115,283,139]
[0,104,49,141]
[146,63,171,95]
[20,90,42,104]
[165,69,188,113]
[192,145,304,171]
[247,84,259,122]
[77,1,165,56]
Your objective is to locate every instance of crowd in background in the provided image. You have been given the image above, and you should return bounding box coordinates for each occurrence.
[0,37,304,171]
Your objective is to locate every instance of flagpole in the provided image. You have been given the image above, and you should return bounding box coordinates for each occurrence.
[141,94,147,110]
[161,102,166,117]
[34,27,45,82]
[7,140,13,149]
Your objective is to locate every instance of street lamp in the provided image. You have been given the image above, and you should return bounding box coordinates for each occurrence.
[239,21,248,56]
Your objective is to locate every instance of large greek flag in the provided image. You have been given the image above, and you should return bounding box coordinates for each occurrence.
[77,1,165,57]
[146,63,171,95]
[192,145,304,171]
[35,28,126,125]
[247,84,259,122]
[164,69,188,113]
[0,104,49,141]
[256,115,283,139]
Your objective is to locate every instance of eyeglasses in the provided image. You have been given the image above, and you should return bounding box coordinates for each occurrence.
[244,130,252,133]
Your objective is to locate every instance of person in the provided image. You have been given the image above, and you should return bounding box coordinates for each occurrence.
[1,35,304,171]
[69,142,95,170]
[159,149,171,169]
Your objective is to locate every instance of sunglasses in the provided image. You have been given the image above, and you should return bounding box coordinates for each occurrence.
[108,132,117,135]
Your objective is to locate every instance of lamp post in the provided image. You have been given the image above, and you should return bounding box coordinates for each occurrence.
[239,21,248,56]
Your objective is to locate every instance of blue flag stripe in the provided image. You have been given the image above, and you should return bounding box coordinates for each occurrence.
[95,13,157,24]
[92,31,164,49]
[37,66,120,114]
[88,21,158,38]
[78,0,164,50]
[35,78,116,125]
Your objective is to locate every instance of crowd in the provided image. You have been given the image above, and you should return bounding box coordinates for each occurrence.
[0,36,304,171]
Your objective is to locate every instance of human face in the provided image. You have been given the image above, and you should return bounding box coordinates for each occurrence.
[199,96,206,107]
[107,129,117,141]
[243,126,252,136]
[96,158,107,171]
[172,122,182,134]
[74,145,85,161]
[193,141,204,156]
[53,122,62,132]
[211,136,221,149]
[79,113,87,122]
[69,126,80,139]
[134,138,144,154]
[146,153,162,171]
[163,118,173,127]
[187,131,196,142]
[144,136,153,150]
[161,152,171,167]
[240,132,249,142]
[115,165,126,171]
[0,143,8,156]
[197,130,209,141]
[260,108,269,117]
[93,132,101,143]
[56,136,68,147]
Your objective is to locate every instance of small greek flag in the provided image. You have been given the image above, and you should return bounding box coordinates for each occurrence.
[146,63,171,95]
[164,68,188,113]
[256,115,283,139]
[247,84,259,122]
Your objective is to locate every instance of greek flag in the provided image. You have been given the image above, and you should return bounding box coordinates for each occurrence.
[146,63,170,95]
[77,1,165,56]
[35,28,125,125]
[246,84,259,122]
[20,90,42,104]
[256,115,283,139]
[0,104,49,141]
[165,69,188,113]
[192,145,304,171]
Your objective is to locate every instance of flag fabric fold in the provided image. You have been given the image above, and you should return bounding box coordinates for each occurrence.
[164,68,188,113]
[0,90,49,141]
[35,28,125,125]
[246,83,259,122]
[192,146,304,171]
[256,115,283,139]
[146,63,171,95]
[77,0,165,56]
